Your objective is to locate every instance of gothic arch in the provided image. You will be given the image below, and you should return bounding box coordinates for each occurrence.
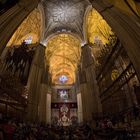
[45,33,81,85]
[43,32,83,46]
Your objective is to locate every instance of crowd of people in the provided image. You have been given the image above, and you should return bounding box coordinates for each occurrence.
[0,114,94,140]
[0,113,138,140]
[94,117,136,140]
[96,118,113,130]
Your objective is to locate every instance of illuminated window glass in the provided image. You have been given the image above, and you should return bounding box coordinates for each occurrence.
[59,75,68,83]
[59,90,68,100]
[25,36,33,44]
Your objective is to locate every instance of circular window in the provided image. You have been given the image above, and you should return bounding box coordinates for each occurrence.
[59,75,68,83]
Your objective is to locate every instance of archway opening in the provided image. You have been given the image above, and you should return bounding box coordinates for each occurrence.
[45,33,81,126]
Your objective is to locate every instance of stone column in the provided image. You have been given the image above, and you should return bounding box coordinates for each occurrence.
[38,84,47,122]
[0,47,9,61]
[75,69,83,123]
[90,0,140,80]
[0,0,40,54]
[26,44,45,122]
[0,47,9,72]
[80,44,102,121]
[79,66,89,121]
[77,93,83,123]
[46,93,51,124]
[38,65,50,123]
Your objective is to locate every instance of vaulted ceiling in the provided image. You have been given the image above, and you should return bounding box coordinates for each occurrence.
[46,34,81,85]
[42,0,91,41]
[6,0,116,85]
[86,9,113,45]
[7,9,41,47]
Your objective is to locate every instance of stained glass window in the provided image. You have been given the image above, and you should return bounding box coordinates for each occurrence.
[59,75,68,83]
[25,36,33,44]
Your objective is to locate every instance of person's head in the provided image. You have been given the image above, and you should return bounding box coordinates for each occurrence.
[8,120,12,124]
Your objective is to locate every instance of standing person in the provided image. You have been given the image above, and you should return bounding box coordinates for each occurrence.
[107,119,113,129]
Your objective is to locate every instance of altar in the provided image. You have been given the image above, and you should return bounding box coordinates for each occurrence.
[51,103,78,126]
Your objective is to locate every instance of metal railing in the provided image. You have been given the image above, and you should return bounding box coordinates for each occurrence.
[100,63,136,103]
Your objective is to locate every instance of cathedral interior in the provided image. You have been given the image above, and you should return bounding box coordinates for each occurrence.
[0,0,140,139]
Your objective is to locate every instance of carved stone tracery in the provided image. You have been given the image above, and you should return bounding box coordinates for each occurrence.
[42,0,90,40]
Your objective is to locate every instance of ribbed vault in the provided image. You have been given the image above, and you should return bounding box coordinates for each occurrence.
[7,8,42,47]
[46,34,81,85]
[42,0,90,41]
[86,9,114,45]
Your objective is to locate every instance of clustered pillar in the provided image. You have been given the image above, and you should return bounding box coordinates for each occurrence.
[26,44,45,122]
[38,65,52,123]
[79,44,102,122]
[38,84,47,122]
